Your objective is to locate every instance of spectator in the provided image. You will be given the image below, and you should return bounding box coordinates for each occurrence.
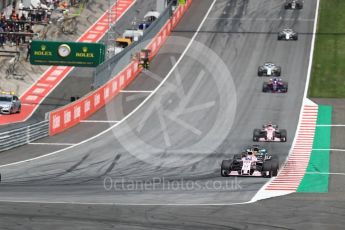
[26,40,32,61]
[12,0,17,9]
[0,27,4,48]
[0,1,58,48]
[20,14,26,30]
[46,9,52,21]
[10,10,16,20]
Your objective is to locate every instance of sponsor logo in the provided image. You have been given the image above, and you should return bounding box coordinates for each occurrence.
[34,44,52,56]
[75,46,95,58]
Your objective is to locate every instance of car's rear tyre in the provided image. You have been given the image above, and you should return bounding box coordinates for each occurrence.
[253,129,261,142]
[221,160,232,177]
[262,161,272,178]
[271,159,279,177]
[263,160,278,177]
[262,83,268,92]
[280,129,287,142]
[283,83,288,93]
[258,69,263,76]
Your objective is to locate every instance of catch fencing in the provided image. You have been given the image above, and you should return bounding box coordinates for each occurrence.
[93,0,175,88]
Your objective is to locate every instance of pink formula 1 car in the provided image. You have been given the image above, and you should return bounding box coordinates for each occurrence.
[253,123,287,142]
[262,78,288,93]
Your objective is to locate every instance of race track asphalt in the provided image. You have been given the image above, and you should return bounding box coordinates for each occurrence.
[0,193,344,230]
[0,0,317,204]
[0,0,323,228]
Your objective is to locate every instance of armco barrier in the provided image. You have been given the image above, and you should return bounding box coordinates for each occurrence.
[0,120,49,152]
[49,0,192,136]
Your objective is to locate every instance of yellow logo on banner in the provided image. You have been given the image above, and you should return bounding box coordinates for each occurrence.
[76,47,94,58]
[34,44,52,56]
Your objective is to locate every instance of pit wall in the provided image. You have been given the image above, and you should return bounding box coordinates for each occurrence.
[49,0,192,135]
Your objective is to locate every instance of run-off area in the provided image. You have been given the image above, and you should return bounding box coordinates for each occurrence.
[298,103,345,193]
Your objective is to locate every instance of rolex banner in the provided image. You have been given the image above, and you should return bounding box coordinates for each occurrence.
[30,41,105,67]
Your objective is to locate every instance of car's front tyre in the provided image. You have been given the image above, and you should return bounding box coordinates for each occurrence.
[253,129,261,141]
[221,160,232,177]
[279,129,287,142]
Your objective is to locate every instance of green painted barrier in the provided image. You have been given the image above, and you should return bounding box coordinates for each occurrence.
[30,40,105,67]
[297,105,332,192]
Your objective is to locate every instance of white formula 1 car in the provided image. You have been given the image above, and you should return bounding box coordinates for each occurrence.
[285,0,303,10]
[258,62,281,76]
[278,29,298,41]
[221,145,279,177]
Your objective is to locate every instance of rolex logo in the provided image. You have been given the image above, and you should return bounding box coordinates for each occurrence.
[41,45,46,51]
[76,46,94,58]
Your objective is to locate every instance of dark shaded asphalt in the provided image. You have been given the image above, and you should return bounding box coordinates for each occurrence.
[0,193,344,230]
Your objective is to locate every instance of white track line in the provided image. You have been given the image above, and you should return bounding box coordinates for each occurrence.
[29,143,77,146]
[207,17,314,22]
[0,0,217,169]
[80,120,119,123]
[306,172,345,176]
[313,149,345,152]
[316,124,345,127]
[0,200,254,206]
[120,90,153,93]
[303,0,320,99]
